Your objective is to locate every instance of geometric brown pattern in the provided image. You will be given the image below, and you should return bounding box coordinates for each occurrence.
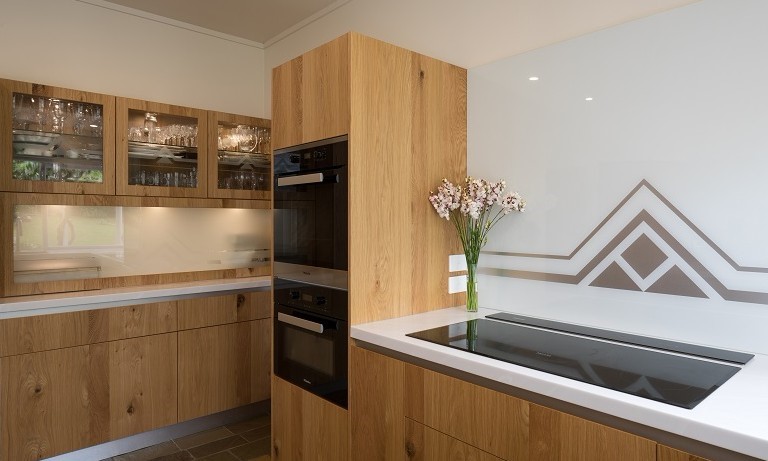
[479,180,768,305]
[621,234,667,279]
[590,262,642,292]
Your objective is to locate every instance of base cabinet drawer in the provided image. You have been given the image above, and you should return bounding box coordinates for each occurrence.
[657,445,712,461]
[405,418,504,461]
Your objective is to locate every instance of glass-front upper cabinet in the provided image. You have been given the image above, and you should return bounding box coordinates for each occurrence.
[116,97,208,197]
[0,78,116,195]
[207,111,271,200]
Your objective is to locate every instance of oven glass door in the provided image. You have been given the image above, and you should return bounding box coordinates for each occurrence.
[273,165,348,271]
[274,304,348,407]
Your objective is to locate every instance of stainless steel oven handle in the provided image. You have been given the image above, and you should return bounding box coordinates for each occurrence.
[277,312,325,333]
[277,173,324,187]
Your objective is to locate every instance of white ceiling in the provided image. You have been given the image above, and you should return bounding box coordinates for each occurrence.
[100,0,341,44]
[98,0,699,56]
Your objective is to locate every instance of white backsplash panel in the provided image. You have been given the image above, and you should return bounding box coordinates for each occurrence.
[467,0,768,354]
[13,205,270,282]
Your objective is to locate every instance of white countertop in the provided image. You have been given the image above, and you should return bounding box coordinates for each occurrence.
[0,276,271,319]
[351,306,768,460]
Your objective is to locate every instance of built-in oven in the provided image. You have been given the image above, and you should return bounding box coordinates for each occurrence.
[273,277,348,408]
[273,135,348,290]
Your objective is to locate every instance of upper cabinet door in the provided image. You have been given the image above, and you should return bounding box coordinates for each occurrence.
[272,34,350,150]
[116,97,208,198]
[0,78,116,195]
[207,111,271,200]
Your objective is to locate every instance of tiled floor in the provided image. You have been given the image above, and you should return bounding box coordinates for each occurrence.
[101,415,270,461]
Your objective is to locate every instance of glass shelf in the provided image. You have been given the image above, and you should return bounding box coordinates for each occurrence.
[127,141,198,187]
[215,121,271,193]
[12,129,104,183]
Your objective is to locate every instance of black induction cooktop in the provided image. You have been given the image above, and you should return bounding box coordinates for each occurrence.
[407,317,746,409]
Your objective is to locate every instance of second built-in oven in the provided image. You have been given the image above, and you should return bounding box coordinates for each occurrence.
[273,278,348,408]
[273,135,348,290]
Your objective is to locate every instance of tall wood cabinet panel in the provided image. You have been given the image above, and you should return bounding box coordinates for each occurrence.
[0,343,110,461]
[108,333,178,440]
[347,33,467,324]
[405,419,505,461]
[271,35,349,150]
[177,319,270,421]
[271,376,349,461]
[115,97,208,198]
[0,78,116,196]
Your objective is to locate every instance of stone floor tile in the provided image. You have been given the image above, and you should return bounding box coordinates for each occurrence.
[225,415,270,434]
[241,425,270,442]
[187,435,248,459]
[112,441,180,461]
[174,427,235,450]
[229,438,270,461]
[197,452,240,461]
[147,452,193,461]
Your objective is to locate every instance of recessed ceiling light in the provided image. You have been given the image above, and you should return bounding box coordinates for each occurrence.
[585,97,594,101]
[528,76,539,81]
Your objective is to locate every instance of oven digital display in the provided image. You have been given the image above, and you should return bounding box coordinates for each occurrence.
[302,293,313,302]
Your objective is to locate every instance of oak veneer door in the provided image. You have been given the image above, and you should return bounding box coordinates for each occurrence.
[657,445,711,461]
[350,345,406,460]
[177,319,270,421]
[529,404,655,461]
[108,333,178,439]
[404,364,529,460]
[405,419,504,461]
[0,344,109,461]
[272,56,303,150]
[271,376,349,461]
[300,34,349,144]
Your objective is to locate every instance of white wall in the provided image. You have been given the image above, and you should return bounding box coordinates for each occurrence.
[0,0,266,117]
[263,0,698,116]
[468,0,768,354]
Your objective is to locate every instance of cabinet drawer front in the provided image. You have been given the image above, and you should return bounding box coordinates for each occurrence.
[177,294,238,330]
[0,301,176,357]
[530,404,655,461]
[405,364,529,460]
[406,418,504,461]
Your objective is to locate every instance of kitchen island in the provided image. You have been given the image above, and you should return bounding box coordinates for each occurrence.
[351,307,768,461]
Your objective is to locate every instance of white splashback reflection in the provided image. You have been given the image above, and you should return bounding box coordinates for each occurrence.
[467,0,768,354]
[14,205,270,282]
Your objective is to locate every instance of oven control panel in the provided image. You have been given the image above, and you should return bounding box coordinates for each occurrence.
[274,279,348,321]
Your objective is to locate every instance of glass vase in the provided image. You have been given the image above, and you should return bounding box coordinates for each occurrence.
[466,262,478,312]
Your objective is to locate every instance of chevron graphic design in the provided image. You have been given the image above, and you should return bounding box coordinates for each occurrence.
[476,180,768,305]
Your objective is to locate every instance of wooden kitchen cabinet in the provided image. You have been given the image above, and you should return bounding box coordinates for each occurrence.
[529,404,655,461]
[351,345,656,461]
[271,376,349,461]
[404,356,530,460]
[108,333,178,440]
[657,445,712,461]
[177,319,271,420]
[405,419,505,461]
[0,343,110,461]
[207,110,271,200]
[116,97,208,198]
[0,78,116,196]
[271,34,349,149]
[177,291,270,330]
[0,301,176,357]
